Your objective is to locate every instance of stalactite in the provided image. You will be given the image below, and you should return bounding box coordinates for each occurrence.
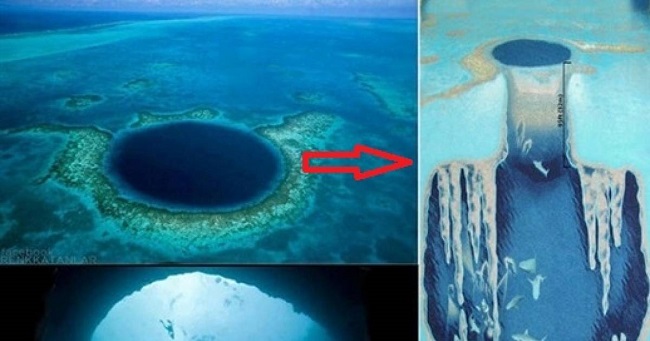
[577,165,627,315]
[438,165,452,264]
[458,309,468,341]
[481,164,501,340]
[433,160,500,340]
[466,165,483,265]
[450,163,465,306]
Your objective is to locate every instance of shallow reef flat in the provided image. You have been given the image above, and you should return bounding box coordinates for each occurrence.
[565,39,646,53]
[7,109,341,257]
[121,78,155,92]
[0,15,231,63]
[420,54,439,65]
[129,107,219,128]
[421,41,498,106]
[354,72,415,119]
[290,91,326,105]
[421,39,608,107]
[61,94,104,110]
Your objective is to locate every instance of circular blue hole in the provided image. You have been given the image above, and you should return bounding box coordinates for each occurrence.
[492,39,571,67]
[108,121,281,210]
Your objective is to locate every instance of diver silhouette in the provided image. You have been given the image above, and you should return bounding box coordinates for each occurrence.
[159,319,175,339]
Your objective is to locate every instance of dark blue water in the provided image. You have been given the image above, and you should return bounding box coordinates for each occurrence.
[108,122,281,210]
[492,39,571,67]
[0,8,199,35]
[632,0,650,11]
[424,166,648,340]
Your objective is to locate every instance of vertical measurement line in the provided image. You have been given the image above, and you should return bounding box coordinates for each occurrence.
[562,60,571,168]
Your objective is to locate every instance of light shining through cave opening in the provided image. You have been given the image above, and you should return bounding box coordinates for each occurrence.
[92,272,333,341]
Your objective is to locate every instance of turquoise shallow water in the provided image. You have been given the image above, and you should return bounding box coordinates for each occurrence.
[0,12,417,263]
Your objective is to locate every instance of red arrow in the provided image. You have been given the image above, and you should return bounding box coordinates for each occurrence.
[302,144,413,181]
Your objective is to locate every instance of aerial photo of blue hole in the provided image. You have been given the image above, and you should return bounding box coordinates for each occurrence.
[0,0,417,263]
[107,122,282,210]
[420,0,650,340]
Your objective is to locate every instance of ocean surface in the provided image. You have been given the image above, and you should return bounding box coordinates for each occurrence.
[0,9,417,263]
